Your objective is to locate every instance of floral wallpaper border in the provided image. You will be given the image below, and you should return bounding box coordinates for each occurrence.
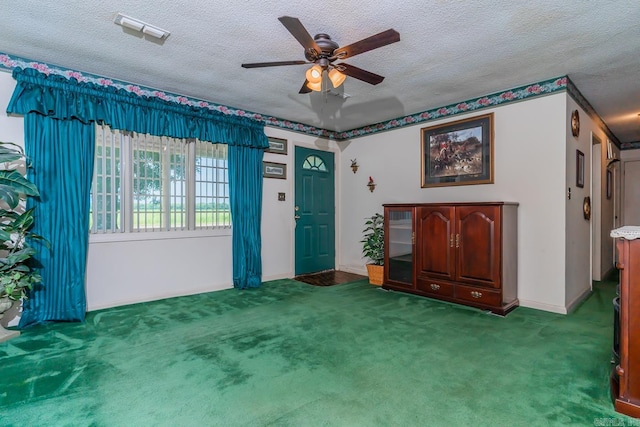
[337,76,568,140]
[2,52,629,147]
[621,141,640,150]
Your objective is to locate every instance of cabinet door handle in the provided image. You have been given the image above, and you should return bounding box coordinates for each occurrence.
[471,291,482,299]
[456,234,460,248]
[450,234,454,248]
[430,283,440,291]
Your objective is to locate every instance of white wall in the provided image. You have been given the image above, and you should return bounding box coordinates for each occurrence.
[0,73,24,326]
[339,94,570,312]
[564,98,593,310]
[87,234,233,310]
[0,72,23,143]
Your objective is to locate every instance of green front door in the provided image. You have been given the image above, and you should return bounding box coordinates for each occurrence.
[294,146,335,275]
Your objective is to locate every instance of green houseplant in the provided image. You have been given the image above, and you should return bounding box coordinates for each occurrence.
[361,212,384,285]
[0,141,44,341]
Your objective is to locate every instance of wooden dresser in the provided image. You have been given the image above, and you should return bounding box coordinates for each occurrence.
[611,226,640,418]
[383,202,518,315]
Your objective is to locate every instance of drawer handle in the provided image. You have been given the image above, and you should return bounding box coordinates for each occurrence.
[471,291,482,299]
[430,283,440,291]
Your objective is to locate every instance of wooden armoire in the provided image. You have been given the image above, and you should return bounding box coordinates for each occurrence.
[611,226,640,418]
[383,202,518,315]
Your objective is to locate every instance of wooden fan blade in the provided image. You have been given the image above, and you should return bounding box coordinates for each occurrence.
[334,29,400,59]
[299,80,312,94]
[278,16,321,54]
[338,63,385,85]
[242,60,308,68]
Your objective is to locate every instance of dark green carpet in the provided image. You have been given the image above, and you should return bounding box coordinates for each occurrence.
[0,278,631,426]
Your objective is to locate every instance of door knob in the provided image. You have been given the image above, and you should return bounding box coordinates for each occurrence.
[294,215,300,221]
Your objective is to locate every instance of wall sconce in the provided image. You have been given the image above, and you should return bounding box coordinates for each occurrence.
[350,159,359,174]
[367,176,376,192]
[114,13,171,40]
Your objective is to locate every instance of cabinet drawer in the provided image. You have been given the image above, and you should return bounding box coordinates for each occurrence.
[456,285,501,306]
[417,278,454,297]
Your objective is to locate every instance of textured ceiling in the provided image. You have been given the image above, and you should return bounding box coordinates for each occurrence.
[0,1,639,144]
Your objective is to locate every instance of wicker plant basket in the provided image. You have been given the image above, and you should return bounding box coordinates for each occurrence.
[366,264,384,286]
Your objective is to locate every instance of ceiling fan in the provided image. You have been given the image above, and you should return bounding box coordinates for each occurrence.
[241,16,400,94]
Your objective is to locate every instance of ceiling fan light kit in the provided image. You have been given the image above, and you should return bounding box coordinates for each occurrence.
[306,79,322,92]
[305,65,323,84]
[303,65,347,92]
[328,69,346,88]
[241,16,400,94]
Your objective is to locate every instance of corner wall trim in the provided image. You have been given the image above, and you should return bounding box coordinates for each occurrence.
[566,76,621,149]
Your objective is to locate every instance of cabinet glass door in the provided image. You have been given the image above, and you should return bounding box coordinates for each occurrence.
[386,208,414,286]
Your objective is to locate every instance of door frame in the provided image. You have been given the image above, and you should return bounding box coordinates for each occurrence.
[293,144,340,275]
[590,133,602,283]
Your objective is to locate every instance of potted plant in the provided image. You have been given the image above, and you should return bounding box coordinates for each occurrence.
[0,141,43,341]
[361,212,384,285]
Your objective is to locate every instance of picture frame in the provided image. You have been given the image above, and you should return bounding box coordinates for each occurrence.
[263,161,287,179]
[266,137,288,155]
[606,169,612,199]
[421,113,494,188]
[576,150,584,188]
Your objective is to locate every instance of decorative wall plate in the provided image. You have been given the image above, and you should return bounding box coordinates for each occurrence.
[571,110,580,137]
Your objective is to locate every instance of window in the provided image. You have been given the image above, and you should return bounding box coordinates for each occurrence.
[302,155,328,172]
[91,124,230,234]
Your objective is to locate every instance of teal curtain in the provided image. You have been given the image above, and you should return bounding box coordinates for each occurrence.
[19,114,95,327]
[229,145,264,289]
[8,69,267,145]
[7,68,269,325]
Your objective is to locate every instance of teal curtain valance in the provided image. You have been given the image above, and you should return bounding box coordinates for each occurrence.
[7,68,268,149]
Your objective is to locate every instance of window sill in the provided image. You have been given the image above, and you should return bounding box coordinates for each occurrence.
[89,228,232,244]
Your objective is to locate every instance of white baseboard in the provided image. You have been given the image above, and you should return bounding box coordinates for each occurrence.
[601,266,617,281]
[87,282,233,312]
[518,299,568,314]
[89,272,310,312]
[565,286,593,314]
[262,272,293,281]
[338,264,368,276]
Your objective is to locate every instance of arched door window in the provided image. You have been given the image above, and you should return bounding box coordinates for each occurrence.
[302,155,328,172]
